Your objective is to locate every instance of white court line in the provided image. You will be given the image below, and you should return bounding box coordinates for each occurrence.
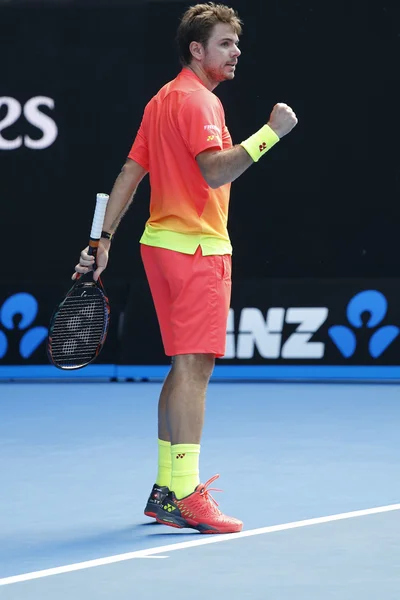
[1,502,399,586]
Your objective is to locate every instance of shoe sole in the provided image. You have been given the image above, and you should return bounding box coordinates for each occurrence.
[156,514,241,534]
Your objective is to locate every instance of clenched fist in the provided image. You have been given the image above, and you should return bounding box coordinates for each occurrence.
[268,103,298,139]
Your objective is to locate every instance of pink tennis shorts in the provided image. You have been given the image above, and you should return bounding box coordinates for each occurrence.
[141,244,232,357]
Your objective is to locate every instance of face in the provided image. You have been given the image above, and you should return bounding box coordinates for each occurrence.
[193,22,241,83]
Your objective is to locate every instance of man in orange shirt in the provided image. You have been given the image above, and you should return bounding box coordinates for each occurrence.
[74,2,298,534]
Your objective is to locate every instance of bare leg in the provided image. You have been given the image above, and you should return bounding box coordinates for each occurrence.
[161,353,215,445]
[157,365,174,442]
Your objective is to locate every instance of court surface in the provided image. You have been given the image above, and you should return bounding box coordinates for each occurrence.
[0,381,399,599]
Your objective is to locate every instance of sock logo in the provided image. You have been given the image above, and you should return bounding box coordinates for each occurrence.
[176,453,186,459]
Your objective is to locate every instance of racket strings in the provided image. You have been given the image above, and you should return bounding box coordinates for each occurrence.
[50,291,108,367]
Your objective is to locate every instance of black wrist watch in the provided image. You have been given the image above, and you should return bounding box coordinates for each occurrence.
[101,230,113,241]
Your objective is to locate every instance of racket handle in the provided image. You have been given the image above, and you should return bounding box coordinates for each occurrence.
[88,192,109,262]
[90,193,109,239]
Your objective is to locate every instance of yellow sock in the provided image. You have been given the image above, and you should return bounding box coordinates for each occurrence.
[170,444,200,499]
[155,439,171,488]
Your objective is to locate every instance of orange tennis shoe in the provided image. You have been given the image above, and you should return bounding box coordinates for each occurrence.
[156,475,243,534]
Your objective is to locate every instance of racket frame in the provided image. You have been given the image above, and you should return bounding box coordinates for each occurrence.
[47,193,111,370]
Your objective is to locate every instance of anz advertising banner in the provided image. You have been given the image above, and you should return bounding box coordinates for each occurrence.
[1,279,400,381]
[223,281,400,365]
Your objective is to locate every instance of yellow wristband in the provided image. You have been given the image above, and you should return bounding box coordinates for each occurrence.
[240,124,280,162]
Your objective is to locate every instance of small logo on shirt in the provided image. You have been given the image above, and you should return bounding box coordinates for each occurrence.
[204,124,221,134]
[207,135,215,142]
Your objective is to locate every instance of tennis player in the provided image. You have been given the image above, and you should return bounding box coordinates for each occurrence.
[74,2,298,534]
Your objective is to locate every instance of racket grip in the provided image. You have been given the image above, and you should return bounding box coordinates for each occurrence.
[88,193,109,264]
[90,193,109,240]
[88,243,98,276]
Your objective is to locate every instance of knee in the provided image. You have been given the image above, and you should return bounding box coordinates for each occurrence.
[197,354,215,380]
[173,353,215,382]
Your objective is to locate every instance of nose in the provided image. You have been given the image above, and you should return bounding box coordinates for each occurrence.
[234,44,241,57]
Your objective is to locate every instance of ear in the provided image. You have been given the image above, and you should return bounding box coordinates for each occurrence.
[189,40,204,61]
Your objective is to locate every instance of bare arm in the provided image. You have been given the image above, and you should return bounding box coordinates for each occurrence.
[102,158,147,235]
[196,145,253,189]
[197,103,299,189]
[73,158,147,280]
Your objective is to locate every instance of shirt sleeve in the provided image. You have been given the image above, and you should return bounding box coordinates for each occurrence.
[128,116,149,171]
[177,90,225,157]
[222,125,233,149]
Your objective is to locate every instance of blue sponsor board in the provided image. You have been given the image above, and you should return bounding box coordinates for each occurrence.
[1,280,400,382]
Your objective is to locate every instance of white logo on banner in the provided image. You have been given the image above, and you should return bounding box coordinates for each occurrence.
[224,307,329,359]
[0,96,58,150]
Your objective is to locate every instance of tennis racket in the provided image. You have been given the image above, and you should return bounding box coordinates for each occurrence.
[47,193,111,370]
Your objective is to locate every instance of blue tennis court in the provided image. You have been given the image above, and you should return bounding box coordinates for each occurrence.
[1,382,399,598]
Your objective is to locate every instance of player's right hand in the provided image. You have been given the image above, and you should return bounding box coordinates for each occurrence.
[268,103,298,139]
[72,241,109,282]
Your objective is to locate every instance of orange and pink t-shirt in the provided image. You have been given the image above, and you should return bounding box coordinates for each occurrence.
[128,67,233,256]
